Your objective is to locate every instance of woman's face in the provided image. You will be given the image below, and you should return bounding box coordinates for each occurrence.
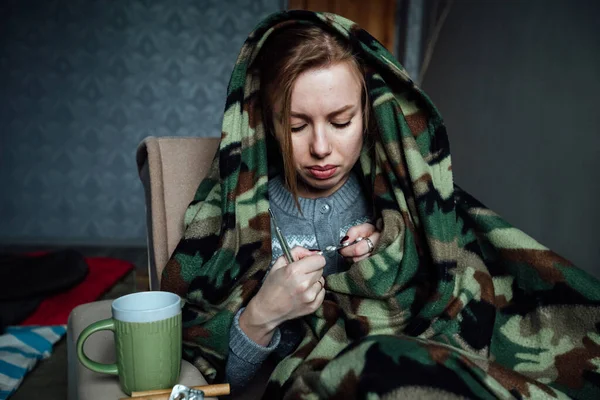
[274,61,364,199]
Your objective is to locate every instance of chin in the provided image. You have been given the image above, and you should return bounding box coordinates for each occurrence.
[305,176,341,191]
[312,182,336,191]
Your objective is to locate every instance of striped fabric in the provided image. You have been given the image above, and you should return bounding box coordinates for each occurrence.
[0,326,66,400]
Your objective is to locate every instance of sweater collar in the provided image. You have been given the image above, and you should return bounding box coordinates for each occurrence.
[268,173,363,219]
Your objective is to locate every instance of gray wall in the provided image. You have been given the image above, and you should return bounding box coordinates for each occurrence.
[422,0,600,275]
[0,0,280,245]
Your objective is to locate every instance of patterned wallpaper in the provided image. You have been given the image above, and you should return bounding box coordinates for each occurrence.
[0,0,280,245]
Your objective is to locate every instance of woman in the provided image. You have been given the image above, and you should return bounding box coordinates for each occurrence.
[225,23,381,391]
[162,10,600,399]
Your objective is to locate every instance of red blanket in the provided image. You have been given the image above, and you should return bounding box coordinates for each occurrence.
[19,257,134,325]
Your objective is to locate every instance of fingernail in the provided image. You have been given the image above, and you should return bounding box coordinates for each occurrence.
[340,236,349,244]
[316,251,323,256]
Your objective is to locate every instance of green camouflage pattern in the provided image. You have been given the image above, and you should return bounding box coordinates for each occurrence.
[161,10,600,399]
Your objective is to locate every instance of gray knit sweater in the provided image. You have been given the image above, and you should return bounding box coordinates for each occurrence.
[225,173,372,391]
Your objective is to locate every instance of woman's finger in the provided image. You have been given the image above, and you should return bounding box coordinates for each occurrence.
[270,254,288,271]
[340,231,380,259]
[307,280,326,310]
[342,223,376,245]
[338,238,369,258]
[289,253,326,275]
[291,246,318,260]
[271,246,320,271]
[305,269,324,286]
[302,278,324,303]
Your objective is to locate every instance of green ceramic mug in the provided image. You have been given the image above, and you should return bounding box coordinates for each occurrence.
[76,291,182,395]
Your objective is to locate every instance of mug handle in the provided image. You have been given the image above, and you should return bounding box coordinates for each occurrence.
[76,318,118,375]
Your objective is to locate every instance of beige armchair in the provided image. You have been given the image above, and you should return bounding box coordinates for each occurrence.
[67,136,220,400]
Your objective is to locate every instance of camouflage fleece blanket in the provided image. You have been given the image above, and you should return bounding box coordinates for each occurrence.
[161,11,600,399]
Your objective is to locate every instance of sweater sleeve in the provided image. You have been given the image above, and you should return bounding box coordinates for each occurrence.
[225,307,281,391]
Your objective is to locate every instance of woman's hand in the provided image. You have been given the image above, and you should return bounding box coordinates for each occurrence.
[338,222,381,263]
[239,247,326,346]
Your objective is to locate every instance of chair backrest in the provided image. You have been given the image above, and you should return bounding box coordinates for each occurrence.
[137,136,220,290]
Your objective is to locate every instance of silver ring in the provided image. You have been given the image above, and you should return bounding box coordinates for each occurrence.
[365,237,374,253]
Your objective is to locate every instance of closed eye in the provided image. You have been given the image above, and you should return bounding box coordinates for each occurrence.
[332,121,351,129]
[291,125,307,133]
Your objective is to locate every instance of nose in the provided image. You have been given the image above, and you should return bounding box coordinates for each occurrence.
[310,125,332,159]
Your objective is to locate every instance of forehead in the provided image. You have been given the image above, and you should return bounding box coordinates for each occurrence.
[290,62,362,115]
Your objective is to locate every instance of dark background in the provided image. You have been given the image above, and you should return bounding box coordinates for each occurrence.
[423,0,600,276]
[0,0,280,245]
[1,0,598,276]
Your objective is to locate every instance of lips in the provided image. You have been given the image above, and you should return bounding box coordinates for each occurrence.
[307,165,337,179]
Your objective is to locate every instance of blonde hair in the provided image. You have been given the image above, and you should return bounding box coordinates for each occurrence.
[258,25,369,208]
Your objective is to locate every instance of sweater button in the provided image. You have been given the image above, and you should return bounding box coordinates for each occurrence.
[320,204,330,213]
